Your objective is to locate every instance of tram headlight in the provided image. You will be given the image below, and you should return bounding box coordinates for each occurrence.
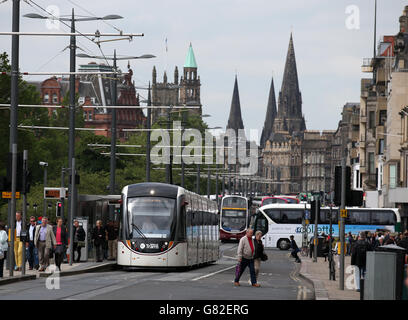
[140,243,146,249]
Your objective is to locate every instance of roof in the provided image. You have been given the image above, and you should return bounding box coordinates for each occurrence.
[226,76,244,132]
[184,43,198,68]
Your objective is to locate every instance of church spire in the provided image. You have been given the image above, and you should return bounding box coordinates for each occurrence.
[226,75,244,134]
[260,77,277,148]
[278,33,302,118]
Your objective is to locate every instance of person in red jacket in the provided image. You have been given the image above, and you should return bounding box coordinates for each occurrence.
[233,228,260,287]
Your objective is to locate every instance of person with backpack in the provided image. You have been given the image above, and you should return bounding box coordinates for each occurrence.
[290,235,301,263]
[351,231,371,292]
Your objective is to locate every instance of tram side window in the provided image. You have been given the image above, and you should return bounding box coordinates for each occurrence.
[371,211,396,225]
[348,210,371,225]
[264,209,281,223]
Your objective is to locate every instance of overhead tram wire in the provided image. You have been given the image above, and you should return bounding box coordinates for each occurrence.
[65,0,123,34]
[25,0,125,70]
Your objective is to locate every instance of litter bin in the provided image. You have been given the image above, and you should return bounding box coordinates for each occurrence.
[364,244,407,300]
[316,236,326,257]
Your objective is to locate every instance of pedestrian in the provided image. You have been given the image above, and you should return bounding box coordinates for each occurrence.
[351,231,371,292]
[52,218,68,271]
[92,220,106,262]
[346,232,354,256]
[253,231,267,283]
[233,228,260,287]
[0,221,8,278]
[290,235,301,263]
[73,220,86,263]
[13,211,24,271]
[398,231,408,250]
[309,235,314,258]
[106,221,119,261]
[34,216,57,272]
[26,216,39,270]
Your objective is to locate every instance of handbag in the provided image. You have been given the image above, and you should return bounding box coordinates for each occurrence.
[235,261,242,279]
[261,253,268,261]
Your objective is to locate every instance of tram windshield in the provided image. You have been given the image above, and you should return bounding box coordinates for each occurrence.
[127,197,175,239]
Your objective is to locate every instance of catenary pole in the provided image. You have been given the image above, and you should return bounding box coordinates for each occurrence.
[339,153,346,290]
[8,0,20,275]
[67,9,76,265]
[146,82,151,182]
[21,150,27,275]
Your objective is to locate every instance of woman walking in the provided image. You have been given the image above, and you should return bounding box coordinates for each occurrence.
[53,218,68,271]
[253,231,266,283]
[0,222,8,278]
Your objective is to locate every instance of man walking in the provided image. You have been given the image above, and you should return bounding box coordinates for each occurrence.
[351,231,371,292]
[233,228,260,287]
[26,216,39,270]
[106,221,119,261]
[34,217,56,272]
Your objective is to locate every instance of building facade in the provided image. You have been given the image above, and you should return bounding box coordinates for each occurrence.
[151,43,202,123]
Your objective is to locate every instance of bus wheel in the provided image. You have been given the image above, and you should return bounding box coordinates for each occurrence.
[278,239,290,250]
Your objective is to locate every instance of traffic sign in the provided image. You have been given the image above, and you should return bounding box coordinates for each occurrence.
[340,209,348,218]
[44,187,68,199]
[2,191,20,199]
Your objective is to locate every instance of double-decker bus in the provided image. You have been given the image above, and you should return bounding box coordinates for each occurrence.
[117,182,219,268]
[219,195,250,242]
[252,203,401,250]
[261,196,300,206]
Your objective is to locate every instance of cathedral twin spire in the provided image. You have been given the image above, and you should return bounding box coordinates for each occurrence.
[228,33,304,146]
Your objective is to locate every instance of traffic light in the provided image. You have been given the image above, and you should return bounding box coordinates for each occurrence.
[310,199,321,223]
[56,202,62,217]
[334,166,351,206]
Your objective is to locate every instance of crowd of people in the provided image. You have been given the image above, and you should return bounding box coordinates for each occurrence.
[0,212,119,278]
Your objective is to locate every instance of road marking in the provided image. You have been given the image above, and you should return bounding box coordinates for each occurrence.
[222,255,237,260]
[191,265,236,281]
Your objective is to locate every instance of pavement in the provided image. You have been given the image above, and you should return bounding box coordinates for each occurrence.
[0,259,117,285]
[299,253,360,300]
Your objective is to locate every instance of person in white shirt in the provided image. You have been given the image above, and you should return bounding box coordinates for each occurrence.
[0,221,8,278]
[26,216,39,270]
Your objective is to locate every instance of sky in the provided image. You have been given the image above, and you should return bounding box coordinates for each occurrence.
[0,0,407,141]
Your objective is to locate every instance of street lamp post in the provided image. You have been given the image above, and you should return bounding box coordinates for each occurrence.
[39,162,48,216]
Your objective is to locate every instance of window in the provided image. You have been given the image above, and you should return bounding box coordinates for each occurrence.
[263,209,281,223]
[378,139,384,155]
[52,93,58,104]
[281,210,303,224]
[43,93,49,103]
[369,111,375,129]
[389,164,397,188]
[88,112,92,121]
[347,210,371,225]
[371,210,396,225]
[379,110,387,126]
[368,153,375,174]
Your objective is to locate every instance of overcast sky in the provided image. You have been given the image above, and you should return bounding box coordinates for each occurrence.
[0,0,407,139]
